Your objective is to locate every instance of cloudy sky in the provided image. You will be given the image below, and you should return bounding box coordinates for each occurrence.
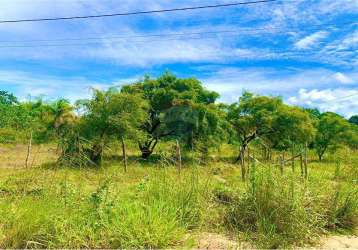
[0,0,357,117]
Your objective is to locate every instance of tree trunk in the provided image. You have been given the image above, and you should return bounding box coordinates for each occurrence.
[90,143,103,165]
[236,143,247,163]
[121,137,127,172]
[318,153,323,161]
[139,139,158,159]
[25,131,32,168]
[140,148,152,159]
[239,144,247,181]
[318,146,327,162]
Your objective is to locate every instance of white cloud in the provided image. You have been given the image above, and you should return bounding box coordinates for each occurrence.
[294,31,329,49]
[202,67,355,94]
[0,0,357,117]
[340,30,358,49]
[0,0,354,66]
[0,70,110,101]
[333,72,355,84]
[199,66,358,117]
[287,88,358,117]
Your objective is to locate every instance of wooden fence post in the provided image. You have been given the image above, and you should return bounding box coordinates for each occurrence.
[121,137,127,172]
[279,154,284,174]
[25,131,32,168]
[304,142,308,179]
[291,144,295,172]
[176,140,182,174]
[300,153,304,177]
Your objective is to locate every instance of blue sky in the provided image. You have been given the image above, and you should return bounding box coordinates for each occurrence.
[0,0,357,117]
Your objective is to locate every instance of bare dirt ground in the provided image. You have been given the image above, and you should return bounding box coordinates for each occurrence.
[195,233,250,249]
[195,233,358,249]
[0,144,57,169]
[196,233,238,249]
[317,235,358,249]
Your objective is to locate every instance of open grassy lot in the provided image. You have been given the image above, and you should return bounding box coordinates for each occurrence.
[0,145,357,249]
[0,144,57,170]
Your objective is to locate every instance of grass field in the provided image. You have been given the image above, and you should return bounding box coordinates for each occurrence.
[0,144,357,248]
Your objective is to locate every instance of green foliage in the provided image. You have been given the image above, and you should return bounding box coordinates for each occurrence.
[227,92,283,150]
[80,89,148,141]
[228,93,314,154]
[348,115,358,125]
[313,112,351,161]
[0,96,76,144]
[272,105,315,150]
[1,76,358,249]
[223,166,358,248]
[228,92,282,139]
[59,89,148,166]
[0,169,207,248]
[0,91,18,105]
[121,72,222,158]
[346,125,358,149]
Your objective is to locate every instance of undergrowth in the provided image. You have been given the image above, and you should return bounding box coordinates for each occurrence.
[220,164,358,248]
[0,168,208,248]
[0,151,357,249]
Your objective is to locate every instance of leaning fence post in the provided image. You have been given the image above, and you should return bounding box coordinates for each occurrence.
[25,130,33,168]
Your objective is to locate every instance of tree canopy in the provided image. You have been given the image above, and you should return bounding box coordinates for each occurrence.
[73,89,149,164]
[0,72,357,166]
[121,72,222,158]
[313,112,351,161]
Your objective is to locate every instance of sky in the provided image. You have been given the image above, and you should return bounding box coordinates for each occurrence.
[0,0,357,117]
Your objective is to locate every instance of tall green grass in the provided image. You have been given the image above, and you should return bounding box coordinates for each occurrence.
[221,164,358,248]
[0,148,357,249]
[0,168,208,248]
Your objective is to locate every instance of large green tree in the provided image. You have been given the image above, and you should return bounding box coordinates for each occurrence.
[121,72,221,158]
[270,105,315,151]
[76,89,148,164]
[313,112,350,161]
[227,92,282,167]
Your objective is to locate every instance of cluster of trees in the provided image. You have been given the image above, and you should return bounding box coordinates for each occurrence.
[0,91,75,143]
[0,72,357,168]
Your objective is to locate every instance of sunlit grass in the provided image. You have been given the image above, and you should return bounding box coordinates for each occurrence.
[0,145,357,248]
